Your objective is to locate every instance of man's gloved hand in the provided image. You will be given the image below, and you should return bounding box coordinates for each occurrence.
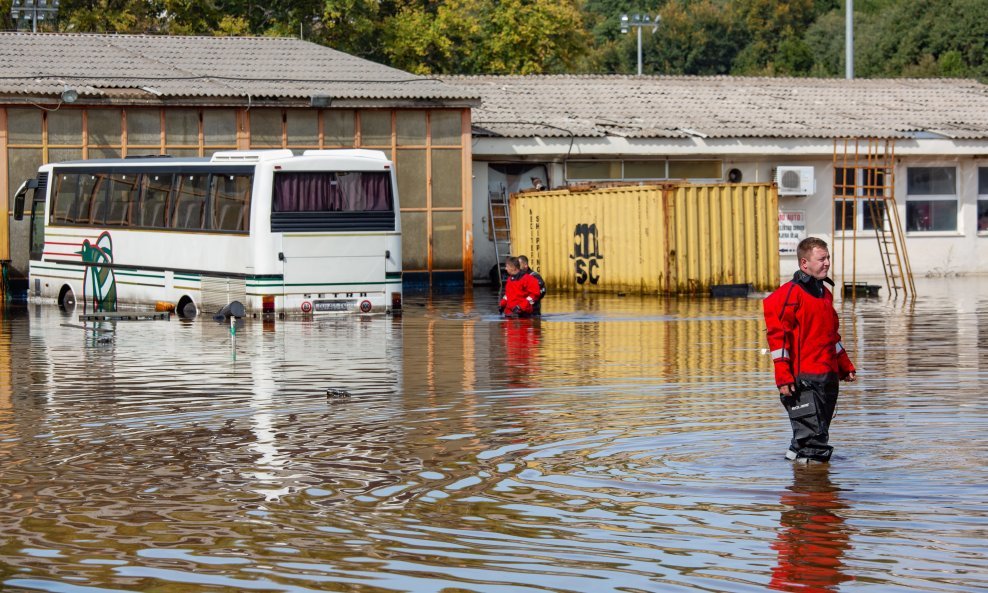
[512,305,522,315]
[498,305,505,314]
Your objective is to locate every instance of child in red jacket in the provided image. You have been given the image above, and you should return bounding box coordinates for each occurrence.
[499,256,541,317]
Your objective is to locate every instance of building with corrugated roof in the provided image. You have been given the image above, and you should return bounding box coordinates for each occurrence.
[0,32,480,289]
[442,75,988,284]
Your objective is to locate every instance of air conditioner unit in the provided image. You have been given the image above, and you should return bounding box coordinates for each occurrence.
[775,166,816,196]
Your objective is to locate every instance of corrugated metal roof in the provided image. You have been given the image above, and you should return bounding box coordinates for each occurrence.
[0,33,478,104]
[441,75,988,140]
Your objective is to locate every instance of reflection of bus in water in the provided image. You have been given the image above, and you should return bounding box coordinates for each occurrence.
[13,150,402,316]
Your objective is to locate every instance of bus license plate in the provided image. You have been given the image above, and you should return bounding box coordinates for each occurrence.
[313,300,351,312]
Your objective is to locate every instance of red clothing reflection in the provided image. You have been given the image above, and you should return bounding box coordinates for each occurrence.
[770,465,853,592]
[503,317,541,389]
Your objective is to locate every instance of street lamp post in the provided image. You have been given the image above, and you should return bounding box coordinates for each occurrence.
[10,0,61,33]
[620,13,659,76]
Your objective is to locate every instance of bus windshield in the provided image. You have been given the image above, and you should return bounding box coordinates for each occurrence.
[273,172,392,213]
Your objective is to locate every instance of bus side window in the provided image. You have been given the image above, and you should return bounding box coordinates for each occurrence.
[211,173,252,232]
[51,173,78,224]
[106,173,138,227]
[172,173,209,230]
[141,173,174,228]
[86,174,108,225]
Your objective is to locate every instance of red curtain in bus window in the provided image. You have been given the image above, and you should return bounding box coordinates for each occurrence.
[273,172,392,213]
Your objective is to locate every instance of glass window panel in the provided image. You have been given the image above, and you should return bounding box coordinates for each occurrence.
[863,168,886,196]
[105,173,139,226]
[359,110,392,146]
[395,149,427,209]
[87,174,111,224]
[430,111,461,146]
[286,110,318,146]
[164,109,200,146]
[51,172,83,224]
[668,160,721,179]
[140,173,174,228]
[166,148,201,158]
[89,147,121,159]
[978,199,988,231]
[834,200,855,232]
[834,167,855,196]
[979,167,988,195]
[567,161,620,180]
[126,149,163,159]
[400,211,428,270]
[249,109,283,147]
[907,199,957,232]
[171,173,210,229]
[126,109,161,146]
[432,211,462,269]
[272,172,391,212]
[47,110,83,145]
[30,198,45,259]
[48,148,83,164]
[7,108,42,144]
[624,161,665,179]
[907,167,956,195]
[862,200,886,230]
[324,110,355,146]
[431,149,462,208]
[203,109,237,145]
[397,111,427,145]
[87,109,123,146]
[211,173,252,232]
[7,148,43,207]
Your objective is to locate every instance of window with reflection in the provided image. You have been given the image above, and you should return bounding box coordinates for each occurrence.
[106,173,139,226]
[211,174,252,232]
[906,167,957,232]
[171,174,210,229]
[141,173,174,228]
[273,172,393,212]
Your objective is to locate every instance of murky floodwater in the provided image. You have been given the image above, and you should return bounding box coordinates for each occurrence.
[0,277,986,593]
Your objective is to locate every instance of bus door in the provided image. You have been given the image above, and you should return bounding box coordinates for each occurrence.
[12,174,47,261]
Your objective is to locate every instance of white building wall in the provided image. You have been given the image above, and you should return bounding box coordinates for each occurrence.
[469,137,988,286]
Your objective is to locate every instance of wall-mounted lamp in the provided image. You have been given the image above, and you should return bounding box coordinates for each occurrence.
[310,94,332,108]
[60,87,78,103]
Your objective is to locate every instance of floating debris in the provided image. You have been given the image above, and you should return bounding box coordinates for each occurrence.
[326,388,351,399]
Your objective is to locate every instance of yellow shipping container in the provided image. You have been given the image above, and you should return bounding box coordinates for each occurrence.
[509,183,779,294]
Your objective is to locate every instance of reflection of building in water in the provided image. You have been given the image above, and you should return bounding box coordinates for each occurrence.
[770,465,853,592]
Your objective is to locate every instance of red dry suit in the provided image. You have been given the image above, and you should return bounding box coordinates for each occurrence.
[500,271,541,316]
[763,272,855,388]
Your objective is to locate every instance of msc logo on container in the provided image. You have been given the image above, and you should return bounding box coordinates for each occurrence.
[570,223,603,285]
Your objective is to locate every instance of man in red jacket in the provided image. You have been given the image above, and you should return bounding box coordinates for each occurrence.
[764,237,856,463]
[499,256,541,317]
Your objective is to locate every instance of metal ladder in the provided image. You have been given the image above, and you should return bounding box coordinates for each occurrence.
[488,184,512,287]
[833,138,915,299]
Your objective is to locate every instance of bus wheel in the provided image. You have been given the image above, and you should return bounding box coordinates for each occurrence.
[58,285,76,309]
[177,296,197,319]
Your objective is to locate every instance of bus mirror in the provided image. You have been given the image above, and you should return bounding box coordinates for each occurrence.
[11,178,38,221]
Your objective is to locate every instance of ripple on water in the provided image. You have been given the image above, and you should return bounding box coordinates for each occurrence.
[0,281,986,592]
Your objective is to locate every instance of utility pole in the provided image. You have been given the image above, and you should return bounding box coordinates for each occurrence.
[621,14,660,76]
[846,0,854,79]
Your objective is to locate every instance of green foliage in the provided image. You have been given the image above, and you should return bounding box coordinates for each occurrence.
[17,0,988,80]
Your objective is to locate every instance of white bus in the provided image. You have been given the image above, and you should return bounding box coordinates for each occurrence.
[12,149,402,317]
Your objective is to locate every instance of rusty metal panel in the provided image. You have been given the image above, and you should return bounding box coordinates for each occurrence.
[510,183,778,294]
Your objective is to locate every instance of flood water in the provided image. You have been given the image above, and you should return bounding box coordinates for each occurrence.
[0,277,986,593]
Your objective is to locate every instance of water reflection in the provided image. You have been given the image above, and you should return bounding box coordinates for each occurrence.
[770,465,852,592]
[0,278,985,592]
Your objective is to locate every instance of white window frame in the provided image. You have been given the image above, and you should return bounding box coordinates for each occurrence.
[905,165,958,234]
